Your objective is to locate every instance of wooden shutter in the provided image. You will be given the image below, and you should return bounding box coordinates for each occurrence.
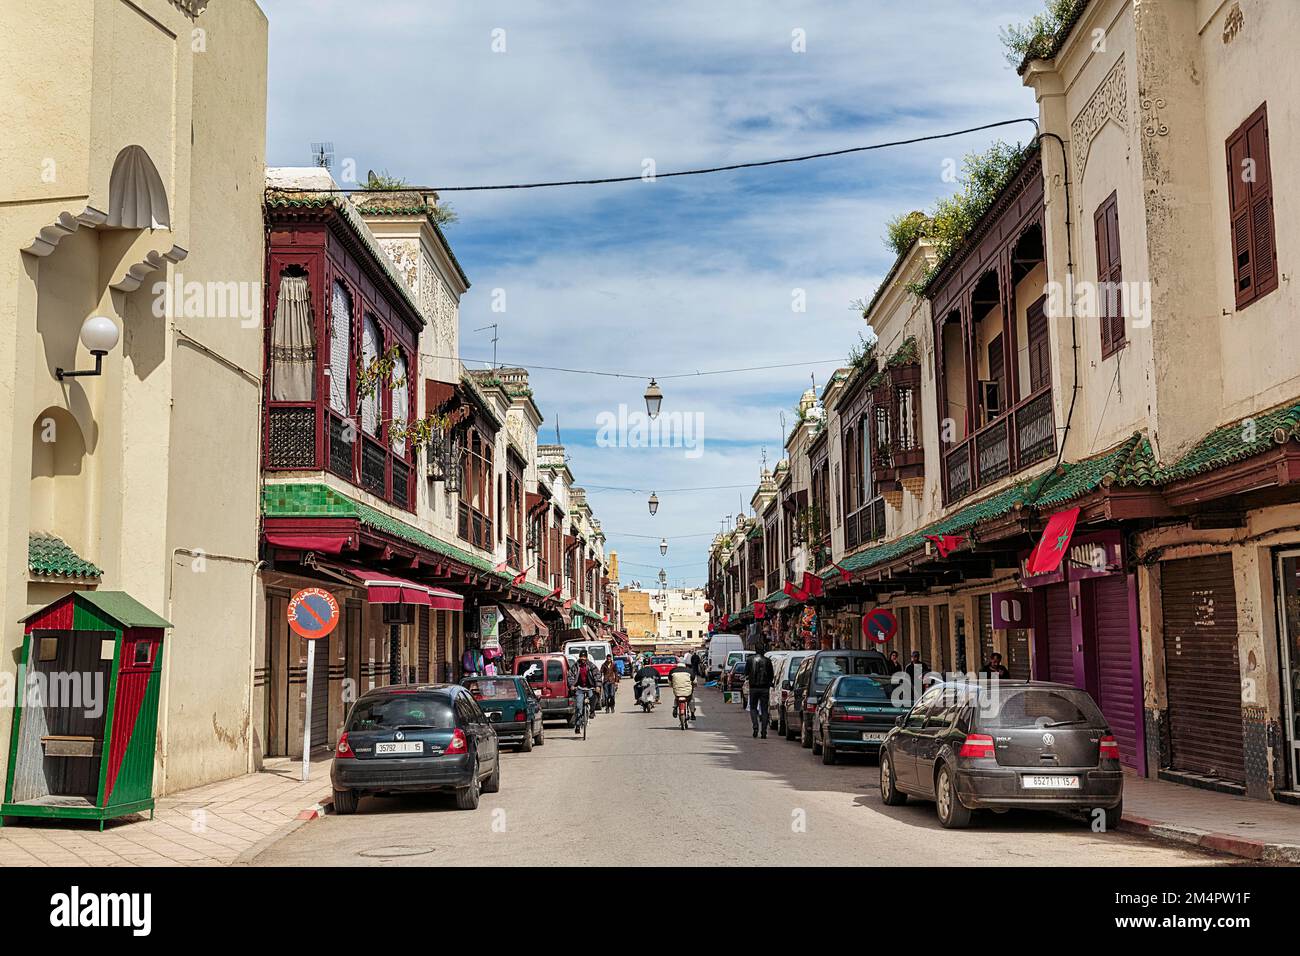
[1227,104,1277,309]
[1094,191,1124,356]
[1026,295,1051,393]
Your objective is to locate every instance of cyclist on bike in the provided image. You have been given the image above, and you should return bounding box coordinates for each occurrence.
[568,650,601,734]
[667,659,697,722]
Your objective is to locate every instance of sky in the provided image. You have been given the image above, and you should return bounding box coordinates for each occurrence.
[260,0,1044,587]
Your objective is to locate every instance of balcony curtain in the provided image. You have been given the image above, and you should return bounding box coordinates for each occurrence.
[361,315,381,436]
[329,281,351,414]
[391,352,408,455]
[270,272,315,401]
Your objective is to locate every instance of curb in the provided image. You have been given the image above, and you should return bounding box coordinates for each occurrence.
[297,795,334,821]
[1119,814,1300,863]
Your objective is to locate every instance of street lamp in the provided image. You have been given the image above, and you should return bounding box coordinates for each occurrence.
[56,315,120,381]
[648,492,659,516]
[659,538,668,556]
[644,379,663,419]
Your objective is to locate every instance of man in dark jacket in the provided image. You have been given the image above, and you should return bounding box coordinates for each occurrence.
[568,650,601,729]
[747,647,775,739]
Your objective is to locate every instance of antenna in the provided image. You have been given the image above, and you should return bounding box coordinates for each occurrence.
[311,142,334,169]
[473,323,499,369]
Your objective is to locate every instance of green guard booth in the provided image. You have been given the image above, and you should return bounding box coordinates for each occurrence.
[2,591,171,828]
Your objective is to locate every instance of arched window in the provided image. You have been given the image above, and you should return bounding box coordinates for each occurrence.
[329,281,352,414]
[390,350,408,455]
[361,315,381,436]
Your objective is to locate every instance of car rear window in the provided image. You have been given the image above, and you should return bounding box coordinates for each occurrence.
[834,676,892,700]
[588,646,607,661]
[547,661,565,681]
[347,695,454,731]
[465,679,523,701]
[652,655,678,664]
[981,687,1105,729]
[814,655,887,686]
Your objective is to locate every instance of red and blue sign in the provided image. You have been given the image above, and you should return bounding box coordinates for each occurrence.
[288,588,339,640]
[862,608,898,645]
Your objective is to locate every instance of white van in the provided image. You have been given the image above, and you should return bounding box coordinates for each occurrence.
[706,634,745,680]
[562,639,612,666]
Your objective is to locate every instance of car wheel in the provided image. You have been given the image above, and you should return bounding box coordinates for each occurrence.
[455,769,481,810]
[535,726,545,746]
[822,734,836,765]
[811,723,823,755]
[879,753,906,805]
[800,718,812,749]
[1100,800,1123,832]
[935,765,971,829]
[332,788,358,815]
[520,729,534,752]
[565,714,575,728]
[780,714,791,739]
[482,756,501,794]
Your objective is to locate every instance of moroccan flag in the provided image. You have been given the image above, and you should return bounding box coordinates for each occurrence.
[802,572,824,598]
[563,598,573,610]
[754,601,767,620]
[925,534,965,558]
[512,567,529,585]
[1026,507,1081,575]
[783,580,804,600]
[831,562,852,584]
[721,613,730,629]
[494,561,508,573]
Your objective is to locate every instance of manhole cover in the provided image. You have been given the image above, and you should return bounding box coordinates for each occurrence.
[356,845,436,859]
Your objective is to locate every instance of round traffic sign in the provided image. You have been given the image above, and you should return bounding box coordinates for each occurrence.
[862,608,897,645]
[288,588,339,640]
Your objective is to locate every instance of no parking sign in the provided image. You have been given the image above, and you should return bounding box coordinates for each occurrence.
[862,608,898,645]
[287,587,339,784]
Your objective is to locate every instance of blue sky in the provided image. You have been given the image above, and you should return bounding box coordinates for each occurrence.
[261,0,1043,586]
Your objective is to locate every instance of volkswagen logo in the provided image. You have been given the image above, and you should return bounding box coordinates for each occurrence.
[394,731,405,741]
[1042,732,1055,747]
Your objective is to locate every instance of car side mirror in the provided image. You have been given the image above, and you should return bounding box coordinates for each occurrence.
[895,715,906,727]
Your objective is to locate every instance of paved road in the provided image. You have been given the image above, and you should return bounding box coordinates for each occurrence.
[254,685,1231,867]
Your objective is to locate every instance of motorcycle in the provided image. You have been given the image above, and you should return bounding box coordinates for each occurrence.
[638,675,657,712]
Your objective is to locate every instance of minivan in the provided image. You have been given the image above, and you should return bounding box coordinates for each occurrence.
[788,648,890,747]
[561,639,612,667]
[514,653,575,726]
[706,634,745,680]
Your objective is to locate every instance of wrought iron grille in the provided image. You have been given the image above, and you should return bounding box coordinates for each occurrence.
[361,438,387,496]
[267,406,316,468]
[392,458,410,509]
[328,413,353,480]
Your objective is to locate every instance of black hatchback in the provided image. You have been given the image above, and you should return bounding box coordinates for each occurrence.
[332,683,501,813]
[878,680,1124,829]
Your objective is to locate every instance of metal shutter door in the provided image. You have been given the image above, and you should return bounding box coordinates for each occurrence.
[1006,629,1031,680]
[1089,575,1140,768]
[979,594,995,668]
[310,635,329,750]
[918,607,933,669]
[936,605,949,673]
[898,606,910,659]
[418,607,430,682]
[1044,585,1074,684]
[1161,555,1244,783]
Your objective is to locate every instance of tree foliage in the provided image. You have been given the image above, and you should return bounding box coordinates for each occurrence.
[999,0,1087,68]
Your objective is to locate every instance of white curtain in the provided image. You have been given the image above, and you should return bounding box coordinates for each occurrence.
[329,281,351,414]
[391,352,408,455]
[361,316,381,436]
[270,273,315,401]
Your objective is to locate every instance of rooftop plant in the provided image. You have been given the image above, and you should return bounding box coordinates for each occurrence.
[999,0,1088,69]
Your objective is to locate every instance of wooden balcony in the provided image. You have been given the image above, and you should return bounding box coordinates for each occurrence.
[943,387,1055,503]
[845,497,887,552]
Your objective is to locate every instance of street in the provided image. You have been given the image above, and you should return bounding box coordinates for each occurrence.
[253,686,1230,867]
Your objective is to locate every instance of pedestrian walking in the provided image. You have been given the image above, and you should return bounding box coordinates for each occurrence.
[982,652,1010,679]
[601,655,619,712]
[747,646,774,739]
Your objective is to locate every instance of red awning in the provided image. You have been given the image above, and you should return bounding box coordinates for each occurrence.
[343,567,463,610]
[264,532,351,554]
[525,492,549,515]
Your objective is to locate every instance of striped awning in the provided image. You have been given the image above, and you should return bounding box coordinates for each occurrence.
[343,567,463,610]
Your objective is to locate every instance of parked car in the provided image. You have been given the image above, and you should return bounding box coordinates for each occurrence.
[332,683,501,813]
[771,650,814,737]
[722,659,749,703]
[649,654,679,684]
[878,680,1124,830]
[514,652,575,726]
[705,634,745,680]
[812,673,910,763]
[787,649,890,747]
[463,674,545,752]
[562,639,612,666]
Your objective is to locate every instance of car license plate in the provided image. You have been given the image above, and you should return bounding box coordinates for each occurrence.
[861,732,887,742]
[375,741,423,755]
[1020,774,1080,789]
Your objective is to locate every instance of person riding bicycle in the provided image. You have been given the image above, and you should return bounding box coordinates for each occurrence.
[667,660,697,721]
[569,650,601,733]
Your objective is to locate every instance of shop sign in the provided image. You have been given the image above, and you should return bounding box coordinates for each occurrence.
[479,605,502,651]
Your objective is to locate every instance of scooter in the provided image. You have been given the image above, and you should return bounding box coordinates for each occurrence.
[638,675,657,712]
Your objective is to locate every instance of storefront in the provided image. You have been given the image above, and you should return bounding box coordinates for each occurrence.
[1020,530,1146,774]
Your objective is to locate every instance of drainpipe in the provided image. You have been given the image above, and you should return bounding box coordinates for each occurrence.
[1035,131,1079,471]
[248,559,266,774]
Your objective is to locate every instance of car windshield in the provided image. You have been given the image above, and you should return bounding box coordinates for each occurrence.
[347,695,453,731]
[465,679,523,701]
[814,655,887,686]
[834,676,892,701]
[981,687,1105,729]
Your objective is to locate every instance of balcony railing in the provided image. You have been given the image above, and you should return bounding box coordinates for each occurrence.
[458,501,493,551]
[943,387,1055,503]
[766,569,780,595]
[506,537,521,569]
[845,497,887,552]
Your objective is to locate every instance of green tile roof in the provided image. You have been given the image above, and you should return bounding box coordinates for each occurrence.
[1031,432,1155,508]
[28,533,101,580]
[1155,400,1300,484]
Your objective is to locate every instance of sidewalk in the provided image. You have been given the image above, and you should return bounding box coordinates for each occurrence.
[0,755,332,867]
[1120,772,1300,863]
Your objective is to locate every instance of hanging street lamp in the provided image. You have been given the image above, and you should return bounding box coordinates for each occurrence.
[648,492,659,516]
[659,538,668,556]
[644,379,663,419]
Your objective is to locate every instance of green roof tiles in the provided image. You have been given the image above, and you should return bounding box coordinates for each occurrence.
[28,533,102,580]
[1156,400,1300,484]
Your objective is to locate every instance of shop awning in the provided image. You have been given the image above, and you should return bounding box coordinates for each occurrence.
[524,609,549,639]
[343,567,463,610]
[264,531,352,554]
[501,603,546,637]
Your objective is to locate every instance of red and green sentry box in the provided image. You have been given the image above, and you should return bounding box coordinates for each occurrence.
[2,591,171,828]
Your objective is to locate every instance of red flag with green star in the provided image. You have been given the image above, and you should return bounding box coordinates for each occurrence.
[1026,507,1081,575]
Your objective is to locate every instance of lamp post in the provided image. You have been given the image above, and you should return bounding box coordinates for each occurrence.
[644,379,663,419]
[648,492,659,516]
[56,315,120,381]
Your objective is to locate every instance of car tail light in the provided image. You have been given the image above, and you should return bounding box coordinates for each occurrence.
[781,690,790,703]
[831,706,864,722]
[335,732,355,759]
[445,728,468,755]
[805,701,817,713]
[958,733,996,759]
[515,709,527,722]
[1099,735,1120,760]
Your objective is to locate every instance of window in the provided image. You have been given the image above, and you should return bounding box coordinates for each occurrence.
[328,281,352,414]
[1026,295,1051,393]
[1094,191,1125,357]
[1226,103,1277,310]
[459,427,494,550]
[360,315,382,436]
[390,351,408,455]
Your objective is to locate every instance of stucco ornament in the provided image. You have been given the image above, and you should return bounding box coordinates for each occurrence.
[1071,55,1127,177]
[1141,95,1169,140]
[1223,2,1244,44]
[379,239,420,298]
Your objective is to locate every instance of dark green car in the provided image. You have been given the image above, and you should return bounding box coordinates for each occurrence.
[813,674,910,764]
[463,675,545,752]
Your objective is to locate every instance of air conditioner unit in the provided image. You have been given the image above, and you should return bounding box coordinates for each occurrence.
[382,604,415,625]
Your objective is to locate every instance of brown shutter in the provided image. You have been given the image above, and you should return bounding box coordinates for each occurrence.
[1094,191,1124,356]
[1027,296,1050,393]
[1227,104,1277,309]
